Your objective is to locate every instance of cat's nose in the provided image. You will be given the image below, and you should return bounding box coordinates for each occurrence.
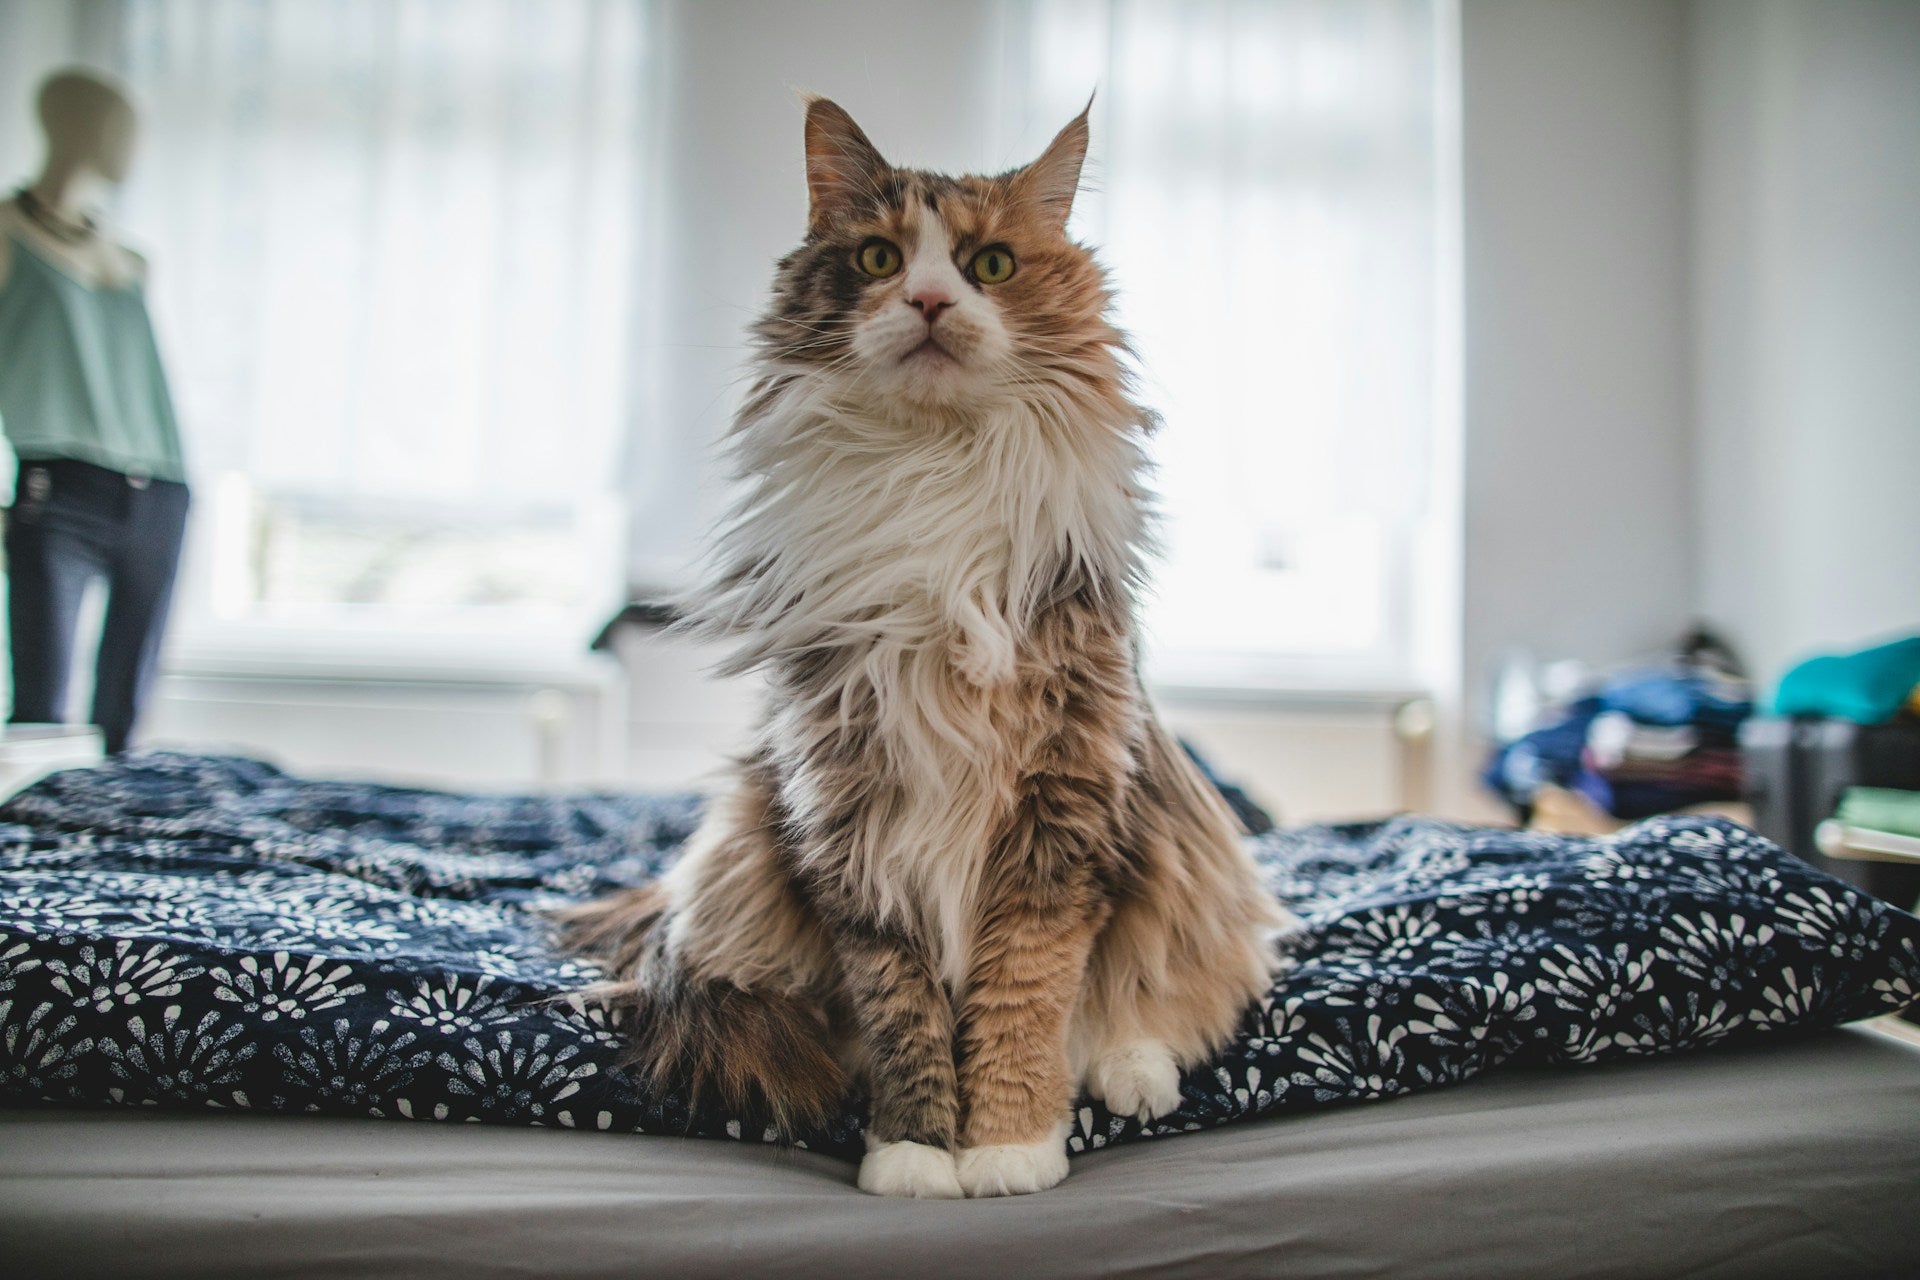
[908,291,955,325]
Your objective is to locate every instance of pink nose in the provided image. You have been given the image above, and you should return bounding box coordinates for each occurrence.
[908,290,955,324]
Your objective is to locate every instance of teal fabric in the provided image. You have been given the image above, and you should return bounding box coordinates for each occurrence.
[0,231,185,482]
[1773,634,1920,724]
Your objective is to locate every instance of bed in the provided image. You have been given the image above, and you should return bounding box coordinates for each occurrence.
[5,1023,1918,1279]
[3,752,1918,1278]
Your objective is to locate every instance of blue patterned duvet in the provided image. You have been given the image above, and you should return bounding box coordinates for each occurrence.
[2,752,1915,1160]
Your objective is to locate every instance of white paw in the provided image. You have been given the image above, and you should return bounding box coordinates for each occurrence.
[857,1139,964,1199]
[1086,1040,1184,1123]
[951,616,1015,688]
[955,1125,1070,1198]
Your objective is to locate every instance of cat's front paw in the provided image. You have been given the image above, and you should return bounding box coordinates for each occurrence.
[857,1139,964,1199]
[1085,1040,1184,1124]
[955,1128,1070,1198]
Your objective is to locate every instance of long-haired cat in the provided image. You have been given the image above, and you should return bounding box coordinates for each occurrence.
[565,98,1292,1198]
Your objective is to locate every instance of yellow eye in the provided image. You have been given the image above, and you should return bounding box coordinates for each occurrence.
[857,239,902,278]
[970,245,1016,284]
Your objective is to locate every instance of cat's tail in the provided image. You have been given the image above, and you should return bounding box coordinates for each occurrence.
[556,885,847,1137]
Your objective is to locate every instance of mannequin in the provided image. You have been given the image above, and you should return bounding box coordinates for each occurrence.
[0,71,145,291]
[0,68,189,754]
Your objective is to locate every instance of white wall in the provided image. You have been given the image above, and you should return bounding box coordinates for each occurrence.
[148,659,628,791]
[1459,0,1695,732]
[1690,0,1920,689]
[1460,0,1920,731]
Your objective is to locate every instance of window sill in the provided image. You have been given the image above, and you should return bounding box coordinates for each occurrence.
[1142,648,1427,706]
[1147,681,1428,714]
[165,635,621,690]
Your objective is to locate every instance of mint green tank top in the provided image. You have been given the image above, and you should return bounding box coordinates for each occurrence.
[0,230,186,482]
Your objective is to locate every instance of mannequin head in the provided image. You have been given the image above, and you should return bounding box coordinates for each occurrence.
[36,68,138,188]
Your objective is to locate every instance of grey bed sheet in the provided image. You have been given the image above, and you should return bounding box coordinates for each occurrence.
[4,1024,1918,1280]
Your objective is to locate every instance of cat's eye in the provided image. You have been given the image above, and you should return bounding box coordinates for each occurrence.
[969,245,1016,285]
[857,239,902,278]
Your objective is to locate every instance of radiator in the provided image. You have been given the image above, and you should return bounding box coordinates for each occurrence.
[146,655,628,791]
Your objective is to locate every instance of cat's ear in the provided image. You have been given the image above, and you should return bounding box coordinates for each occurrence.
[803,97,888,231]
[1016,100,1091,231]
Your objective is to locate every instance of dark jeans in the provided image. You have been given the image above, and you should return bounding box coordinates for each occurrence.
[5,458,190,754]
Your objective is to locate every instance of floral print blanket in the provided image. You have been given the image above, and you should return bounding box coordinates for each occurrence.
[2,752,1916,1160]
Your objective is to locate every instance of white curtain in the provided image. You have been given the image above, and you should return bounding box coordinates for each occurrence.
[93,0,1445,667]
[1026,0,1452,685]
[111,0,649,638]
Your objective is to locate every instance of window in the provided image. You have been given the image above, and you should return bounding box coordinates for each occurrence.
[111,0,651,664]
[95,0,1454,686]
[1023,0,1458,690]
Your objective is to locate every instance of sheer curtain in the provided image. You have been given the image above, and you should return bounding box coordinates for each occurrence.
[1023,0,1455,688]
[110,0,651,655]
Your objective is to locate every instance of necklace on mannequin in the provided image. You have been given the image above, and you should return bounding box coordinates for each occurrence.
[15,186,99,244]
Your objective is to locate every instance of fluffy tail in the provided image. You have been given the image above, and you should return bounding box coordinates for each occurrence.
[556,886,847,1136]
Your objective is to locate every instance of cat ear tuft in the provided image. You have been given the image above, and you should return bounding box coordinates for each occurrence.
[803,96,887,231]
[1017,99,1092,231]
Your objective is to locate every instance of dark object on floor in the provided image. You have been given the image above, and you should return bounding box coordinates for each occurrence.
[1181,740,1275,834]
[1742,716,1920,910]
[2,752,1915,1159]
[589,600,681,651]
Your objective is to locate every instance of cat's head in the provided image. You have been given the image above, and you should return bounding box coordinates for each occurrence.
[756,97,1116,413]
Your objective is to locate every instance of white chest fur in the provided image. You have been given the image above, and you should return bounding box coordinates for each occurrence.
[717,390,1148,989]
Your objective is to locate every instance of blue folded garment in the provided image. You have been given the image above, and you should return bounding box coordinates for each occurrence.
[1603,669,1751,730]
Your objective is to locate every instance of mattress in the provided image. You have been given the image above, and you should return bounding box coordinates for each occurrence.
[5,1023,1918,1280]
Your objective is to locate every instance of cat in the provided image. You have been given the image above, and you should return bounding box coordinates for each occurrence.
[564,97,1294,1199]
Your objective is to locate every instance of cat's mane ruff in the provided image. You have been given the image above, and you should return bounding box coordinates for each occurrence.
[682,362,1153,987]
[694,361,1152,688]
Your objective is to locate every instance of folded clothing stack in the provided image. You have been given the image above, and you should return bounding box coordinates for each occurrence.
[1838,787,1920,839]
[1484,665,1753,821]
[1816,786,1920,868]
